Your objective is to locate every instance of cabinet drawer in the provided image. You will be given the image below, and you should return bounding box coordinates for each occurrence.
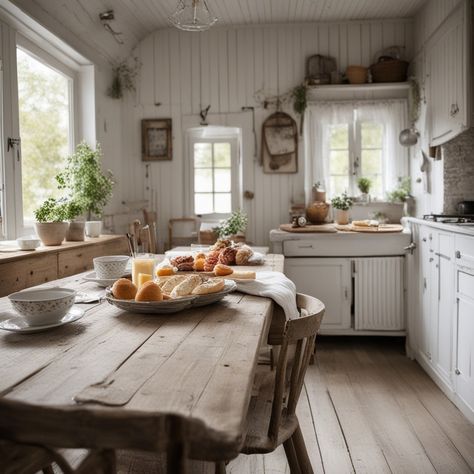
[455,235,474,269]
[458,270,474,299]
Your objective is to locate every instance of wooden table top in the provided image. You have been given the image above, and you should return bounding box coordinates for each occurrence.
[0,254,284,460]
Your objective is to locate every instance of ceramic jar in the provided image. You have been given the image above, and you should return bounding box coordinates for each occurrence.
[306,201,330,224]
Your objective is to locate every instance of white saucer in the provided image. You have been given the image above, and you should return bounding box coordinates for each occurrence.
[83,271,130,288]
[0,306,85,334]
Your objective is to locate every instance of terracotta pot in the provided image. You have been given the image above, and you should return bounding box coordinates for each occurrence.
[34,222,68,246]
[66,221,85,241]
[335,209,350,225]
[306,201,329,224]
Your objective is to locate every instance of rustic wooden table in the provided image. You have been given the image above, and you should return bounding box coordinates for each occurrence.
[0,254,284,462]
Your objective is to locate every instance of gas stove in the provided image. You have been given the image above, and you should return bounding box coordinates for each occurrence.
[423,214,474,225]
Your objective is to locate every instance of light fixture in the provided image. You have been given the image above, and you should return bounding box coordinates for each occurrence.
[168,0,217,32]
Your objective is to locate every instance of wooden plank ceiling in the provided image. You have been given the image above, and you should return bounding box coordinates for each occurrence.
[13,0,427,62]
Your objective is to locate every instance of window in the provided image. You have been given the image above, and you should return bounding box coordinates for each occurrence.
[187,127,241,217]
[17,47,73,223]
[327,111,384,198]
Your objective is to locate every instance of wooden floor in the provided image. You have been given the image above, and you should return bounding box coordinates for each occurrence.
[66,337,474,473]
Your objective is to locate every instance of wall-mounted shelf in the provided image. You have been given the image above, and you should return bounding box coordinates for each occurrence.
[307,81,410,101]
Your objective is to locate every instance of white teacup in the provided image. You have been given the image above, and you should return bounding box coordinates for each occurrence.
[93,255,129,280]
[85,221,102,238]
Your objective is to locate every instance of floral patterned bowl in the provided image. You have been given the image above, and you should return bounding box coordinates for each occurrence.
[93,255,130,280]
[8,288,77,326]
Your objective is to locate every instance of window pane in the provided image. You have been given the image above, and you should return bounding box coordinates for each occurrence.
[330,150,349,174]
[195,193,214,214]
[17,48,71,222]
[214,168,231,192]
[214,143,231,167]
[330,176,350,196]
[329,124,349,149]
[365,175,383,198]
[214,193,231,213]
[361,149,382,175]
[194,168,212,192]
[361,122,383,148]
[194,143,212,167]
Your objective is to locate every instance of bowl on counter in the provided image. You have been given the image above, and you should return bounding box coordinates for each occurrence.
[8,288,77,326]
[16,236,41,250]
[93,255,130,280]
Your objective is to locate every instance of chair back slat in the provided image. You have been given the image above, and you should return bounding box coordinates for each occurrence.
[266,293,324,441]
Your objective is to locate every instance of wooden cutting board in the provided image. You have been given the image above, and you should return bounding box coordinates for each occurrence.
[279,223,337,233]
[335,224,404,233]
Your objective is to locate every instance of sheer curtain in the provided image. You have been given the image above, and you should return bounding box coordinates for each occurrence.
[304,99,409,202]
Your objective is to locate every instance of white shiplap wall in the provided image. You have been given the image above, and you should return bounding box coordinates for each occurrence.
[121,20,414,246]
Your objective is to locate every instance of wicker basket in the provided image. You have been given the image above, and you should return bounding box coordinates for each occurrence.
[346,65,368,84]
[370,59,409,83]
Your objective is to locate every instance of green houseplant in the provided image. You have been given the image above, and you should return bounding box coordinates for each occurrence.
[56,142,114,237]
[331,192,353,225]
[34,198,78,246]
[215,210,248,241]
[357,177,372,202]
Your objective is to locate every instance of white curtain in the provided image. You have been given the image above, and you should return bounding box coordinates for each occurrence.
[304,99,409,202]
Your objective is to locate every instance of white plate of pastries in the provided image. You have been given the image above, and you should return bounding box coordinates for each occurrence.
[105,274,237,314]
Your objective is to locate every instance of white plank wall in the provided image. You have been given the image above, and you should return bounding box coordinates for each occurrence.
[121,20,413,247]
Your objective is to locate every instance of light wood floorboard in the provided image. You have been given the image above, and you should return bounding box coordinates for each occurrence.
[54,337,474,473]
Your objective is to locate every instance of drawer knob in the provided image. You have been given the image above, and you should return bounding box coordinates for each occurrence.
[455,368,461,375]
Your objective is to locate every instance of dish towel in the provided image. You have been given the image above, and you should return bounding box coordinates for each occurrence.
[235,271,299,320]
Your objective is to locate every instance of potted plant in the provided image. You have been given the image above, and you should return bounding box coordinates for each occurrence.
[357,177,372,202]
[387,177,414,216]
[34,198,69,246]
[331,192,353,225]
[215,210,248,242]
[64,200,86,241]
[56,142,114,238]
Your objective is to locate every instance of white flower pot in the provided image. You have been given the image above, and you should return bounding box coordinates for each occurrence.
[34,222,68,246]
[85,221,102,238]
[335,209,350,225]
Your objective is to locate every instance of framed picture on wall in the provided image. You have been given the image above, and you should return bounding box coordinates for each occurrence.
[141,119,172,161]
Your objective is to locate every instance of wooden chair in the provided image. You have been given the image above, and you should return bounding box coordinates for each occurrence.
[0,399,235,474]
[218,294,324,473]
[129,219,157,254]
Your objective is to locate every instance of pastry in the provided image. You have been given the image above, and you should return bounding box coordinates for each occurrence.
[210,239,232,251]
[235,245,254,265]
[193,257,206,271]
[156,265,175,277]
[161,275,188,294]
[170,255,195,272]
[135,281,163,301]
[195,252,206,260]
[214,263,233,276]
[231,270,256,280]
[218,247,237,265]
[204,250,221,272]
[170,275,202,298]
[192,278,225,295]
[111,278,138,300]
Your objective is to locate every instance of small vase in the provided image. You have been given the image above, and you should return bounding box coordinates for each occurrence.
[66,221,85,241]
[85,221,102,238]
[335,209,350,225]
[35,222,68,246]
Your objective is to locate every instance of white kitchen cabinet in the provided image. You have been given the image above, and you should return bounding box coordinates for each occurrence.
[427,1,470,146]
[284,258,352,330]
[418,226,433,361]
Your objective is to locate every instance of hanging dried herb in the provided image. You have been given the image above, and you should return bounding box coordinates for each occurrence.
[107,58,140,99]
[292,84,307,135]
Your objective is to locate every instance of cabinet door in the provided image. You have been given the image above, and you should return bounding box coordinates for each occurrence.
[418,227,433,360]
[455,270,474,413]
[284,258,351,330]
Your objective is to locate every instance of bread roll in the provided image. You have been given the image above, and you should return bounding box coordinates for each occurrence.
[231,270,256,280]
[193,257,206,271]
[112,278,138,300]
[135,281,163,301]
[161,275,188,294]
[214,263,233,276]
[235,246,254,265]
[170,275,202,298]
[192,278,225,295]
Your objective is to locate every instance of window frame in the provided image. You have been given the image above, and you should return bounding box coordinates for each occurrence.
[186,127,241,220]
[15,38,76,231]
[327,111,385,199]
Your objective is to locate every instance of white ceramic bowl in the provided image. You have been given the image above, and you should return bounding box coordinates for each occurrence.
[17,236,41,250]
[93,255,130,280]
[8,288,77,326]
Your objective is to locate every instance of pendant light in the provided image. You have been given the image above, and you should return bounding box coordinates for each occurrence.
[168,0,217,32]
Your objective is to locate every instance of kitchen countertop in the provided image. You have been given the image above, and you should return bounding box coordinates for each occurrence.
[404,217,474,237]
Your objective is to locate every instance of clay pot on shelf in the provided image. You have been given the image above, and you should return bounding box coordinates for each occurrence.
[334,209,350,225]
[306,201,329,224]
[34,222,68,246]
[66,221,85,241]
[312,189,327,203]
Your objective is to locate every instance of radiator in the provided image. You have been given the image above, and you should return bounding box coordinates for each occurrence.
[354,257,405,331]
